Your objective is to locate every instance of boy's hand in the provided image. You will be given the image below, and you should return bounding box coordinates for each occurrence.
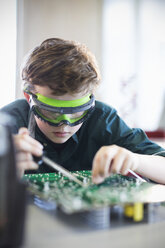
[92,145,139,184]
[13,127,43,177]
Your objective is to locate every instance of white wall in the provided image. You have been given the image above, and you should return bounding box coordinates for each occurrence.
[138,0,165,130]
[16,0,103,98]
[102,0,165,130]
[0,0,16,107]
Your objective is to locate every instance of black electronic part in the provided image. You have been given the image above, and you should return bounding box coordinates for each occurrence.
[0,113,27,248]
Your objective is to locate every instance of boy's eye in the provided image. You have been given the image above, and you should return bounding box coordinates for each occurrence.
[39,108,61,119]
[38,107,84,120]
[70,111,84,119]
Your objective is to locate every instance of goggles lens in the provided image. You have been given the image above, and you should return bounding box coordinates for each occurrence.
[37,107,85,120]
[33,106,89,126]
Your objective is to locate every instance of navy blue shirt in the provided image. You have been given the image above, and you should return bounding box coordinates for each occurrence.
[1,99,165,173]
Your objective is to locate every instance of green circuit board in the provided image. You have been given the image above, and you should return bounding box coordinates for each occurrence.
[24,170,165,213]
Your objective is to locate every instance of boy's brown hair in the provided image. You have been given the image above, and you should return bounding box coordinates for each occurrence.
[22,38,101,95]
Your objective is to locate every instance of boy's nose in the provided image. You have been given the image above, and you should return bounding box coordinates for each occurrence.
[58,122,69,127]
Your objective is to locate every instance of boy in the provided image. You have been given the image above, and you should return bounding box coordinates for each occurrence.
[1,38,165,184]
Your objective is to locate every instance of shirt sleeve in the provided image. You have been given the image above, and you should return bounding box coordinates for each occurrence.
[0,99,29,134]
[93,103,165,157]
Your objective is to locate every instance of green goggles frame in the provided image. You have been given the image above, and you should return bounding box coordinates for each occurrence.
[25,88,95,126]
[32,93,95,114]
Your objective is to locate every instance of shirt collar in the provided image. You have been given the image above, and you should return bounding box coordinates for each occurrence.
[72,133,78,144]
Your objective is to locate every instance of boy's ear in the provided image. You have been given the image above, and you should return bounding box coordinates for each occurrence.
[24,92,30,102]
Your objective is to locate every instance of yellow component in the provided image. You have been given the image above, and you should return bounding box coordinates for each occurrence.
[133,203,144,222]
[124,203,144,222]
[124,204,134,218]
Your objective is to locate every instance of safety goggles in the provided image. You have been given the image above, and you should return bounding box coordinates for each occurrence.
[24,87,95,126]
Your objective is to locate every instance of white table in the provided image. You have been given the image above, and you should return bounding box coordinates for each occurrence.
[23,203,165,248]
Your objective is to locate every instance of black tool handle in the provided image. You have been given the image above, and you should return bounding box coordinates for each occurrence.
[33,151,47,166]
[33,155,43,165]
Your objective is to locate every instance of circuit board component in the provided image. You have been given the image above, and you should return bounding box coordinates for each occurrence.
[24,170,165,214]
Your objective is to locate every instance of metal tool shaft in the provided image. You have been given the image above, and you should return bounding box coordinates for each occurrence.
[128,169,147,182]
[42,156,85,187]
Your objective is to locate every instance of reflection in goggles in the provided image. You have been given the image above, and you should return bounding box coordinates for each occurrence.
[36,106,85,120]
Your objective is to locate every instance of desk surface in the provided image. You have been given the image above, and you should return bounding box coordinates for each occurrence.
[23,203,165,248]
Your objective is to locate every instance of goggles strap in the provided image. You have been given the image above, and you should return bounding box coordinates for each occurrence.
[28,110,36,138]
[32,94,95,114]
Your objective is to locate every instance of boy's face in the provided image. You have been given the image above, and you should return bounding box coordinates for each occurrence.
[33,86,84,144]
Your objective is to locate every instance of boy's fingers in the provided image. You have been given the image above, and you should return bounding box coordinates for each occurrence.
[14,132,43,156]
[17,161,39,171]
[120,157,131,175]
[16,139,42,156]
[110,152,125,174]
[92,155,105,184]
[17,127,43,149]
[15,151,33,162]
[18,127,29,135]
[92,145,117,183]
[20,134,43,149]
